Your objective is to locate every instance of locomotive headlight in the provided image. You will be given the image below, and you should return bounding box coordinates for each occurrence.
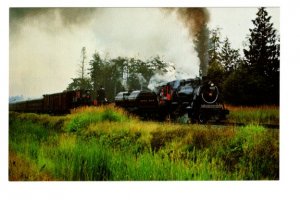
[210,83,214,87]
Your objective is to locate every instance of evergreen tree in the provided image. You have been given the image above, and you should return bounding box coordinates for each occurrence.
[206,28,225,88]
[89,52,107,93]
[220,37,241,73]
[106,57,123,98]
[66,77,92,91]
[223,7,279,105]
[208,28,223,69]
[89,53,123,101]
[243,7,280,104]
[244,7,279,76]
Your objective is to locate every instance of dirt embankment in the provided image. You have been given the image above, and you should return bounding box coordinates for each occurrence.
[9,152,55,181]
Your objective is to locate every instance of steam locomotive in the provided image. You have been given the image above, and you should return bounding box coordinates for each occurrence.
[115,77,229,123]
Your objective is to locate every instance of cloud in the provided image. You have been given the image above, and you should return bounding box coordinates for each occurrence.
[10,8,201,97]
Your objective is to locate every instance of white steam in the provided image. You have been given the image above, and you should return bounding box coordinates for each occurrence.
[147,62,196,90]
[10,8,199,98]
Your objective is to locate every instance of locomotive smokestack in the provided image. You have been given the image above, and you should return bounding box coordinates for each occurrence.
[164,8,210,78]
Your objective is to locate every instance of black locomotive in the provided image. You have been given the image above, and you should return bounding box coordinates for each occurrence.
[115,77,229,123]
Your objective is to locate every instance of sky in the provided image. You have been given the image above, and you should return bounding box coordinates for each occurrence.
[208,7,279,51]
[8,7,279,99]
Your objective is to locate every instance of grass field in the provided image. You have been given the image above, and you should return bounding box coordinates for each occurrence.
[9,105,279,180]
[226,105,279,125]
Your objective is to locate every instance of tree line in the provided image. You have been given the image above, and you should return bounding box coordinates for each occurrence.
[66,52,169,101]
[66,7,279,105]
[196,7,279,105]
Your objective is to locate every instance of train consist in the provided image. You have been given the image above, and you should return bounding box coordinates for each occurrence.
[9,90,92,114]
[10,77,229,123]
[115,77,229,123]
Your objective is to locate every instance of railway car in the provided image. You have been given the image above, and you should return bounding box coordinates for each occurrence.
[9,90,92,114]
[43,90,92,114]
[9,98,44,113]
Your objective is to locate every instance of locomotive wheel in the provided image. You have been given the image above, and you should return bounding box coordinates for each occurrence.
[198,114,207,124]
[165,114,171,122]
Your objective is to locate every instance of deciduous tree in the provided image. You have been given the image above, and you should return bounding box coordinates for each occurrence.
[67,47,92,91]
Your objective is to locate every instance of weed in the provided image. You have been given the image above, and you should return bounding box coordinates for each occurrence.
[9,105,279,180]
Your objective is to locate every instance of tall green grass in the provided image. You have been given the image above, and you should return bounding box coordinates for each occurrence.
[65,105,131,132]
[9,105,279,180]
[226,105,279,125]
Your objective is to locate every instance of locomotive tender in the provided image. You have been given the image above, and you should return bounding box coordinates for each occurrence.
[115,77,229,123]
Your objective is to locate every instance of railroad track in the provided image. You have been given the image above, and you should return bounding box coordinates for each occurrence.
[204,122,279,129]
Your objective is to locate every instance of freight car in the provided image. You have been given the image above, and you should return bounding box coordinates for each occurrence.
[115,77,229,123]
[9,98,44,113]
[9,90,92,114]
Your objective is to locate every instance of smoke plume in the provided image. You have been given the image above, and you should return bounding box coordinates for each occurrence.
[171,8,210,76]
[10,8,97,34]
[167,8,209,37]
[9,8,208,98]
